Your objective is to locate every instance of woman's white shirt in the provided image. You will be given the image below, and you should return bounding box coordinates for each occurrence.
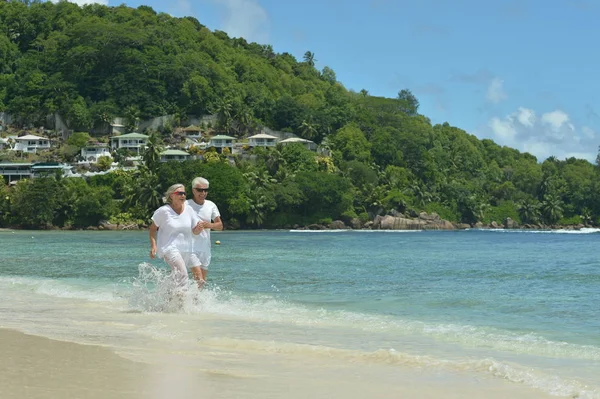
[151,204,198,258]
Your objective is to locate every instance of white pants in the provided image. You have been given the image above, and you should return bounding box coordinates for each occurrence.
[163,250,192,288]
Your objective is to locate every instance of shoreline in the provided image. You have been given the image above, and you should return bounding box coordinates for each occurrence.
[0,327,557,399]
[1,225,596,232]
[0,328,160,399]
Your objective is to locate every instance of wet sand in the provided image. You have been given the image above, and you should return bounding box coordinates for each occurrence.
[0,328,559,399]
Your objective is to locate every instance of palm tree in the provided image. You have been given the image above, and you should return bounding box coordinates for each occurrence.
[410,183,433,207]
[473,199,491,222]
[580,207,593,226]
[265,146,287,177]
[235,106,254,137]
[261,44,275,59]
[363,184,389,215]
[141,133,164,174]
[518,198,541,224]
[303,51,316,67]
[213,98,234,135]
[542,194,564,225]
[538,176,553,199]
[300,119,318,140]
[245,189,270,227]
[243,170,276,190]
[125,169,163,219]
[124,105,140,132]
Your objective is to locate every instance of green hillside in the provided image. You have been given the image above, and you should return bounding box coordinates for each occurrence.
[0,0,599,229]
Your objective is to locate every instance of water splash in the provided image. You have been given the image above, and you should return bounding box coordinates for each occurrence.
[127,262,203,313]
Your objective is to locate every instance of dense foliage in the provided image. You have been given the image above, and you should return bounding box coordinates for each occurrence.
[1,1,599,229]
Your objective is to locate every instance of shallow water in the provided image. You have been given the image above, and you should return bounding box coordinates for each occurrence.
[0,229,599,398]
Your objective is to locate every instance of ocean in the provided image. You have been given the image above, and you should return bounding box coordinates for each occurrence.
[0,228,599,398]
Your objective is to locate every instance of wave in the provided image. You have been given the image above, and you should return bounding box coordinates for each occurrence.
[121,266,600,361]
[197,337,600,399]
[288,229,421,233]
[0,275,120,303]
[3,267,600,363]
[475,227,600,234]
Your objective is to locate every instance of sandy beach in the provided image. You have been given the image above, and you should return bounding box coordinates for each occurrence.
[0,328,560,399]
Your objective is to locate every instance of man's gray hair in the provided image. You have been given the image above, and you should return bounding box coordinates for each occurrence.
[192,177,209,188]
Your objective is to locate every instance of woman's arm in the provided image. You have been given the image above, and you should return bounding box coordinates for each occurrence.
[149,222,158,258]
[192,220,203,235]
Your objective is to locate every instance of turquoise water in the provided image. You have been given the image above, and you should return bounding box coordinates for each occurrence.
[1,229,599,397]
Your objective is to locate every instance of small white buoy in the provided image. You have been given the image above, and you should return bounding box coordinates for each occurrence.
[215,240,221,245]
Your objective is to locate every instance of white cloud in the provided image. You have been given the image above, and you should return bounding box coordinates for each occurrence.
[50,0,108,5]
[516,107,536,127]
[209,0,270,43]
[541,110,569,130]
[582,126,595,139]
[486,77,507,104]
[485,107,598,162]
[489,117,517,140]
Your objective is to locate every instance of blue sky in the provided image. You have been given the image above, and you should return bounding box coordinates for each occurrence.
[61,0,600,163]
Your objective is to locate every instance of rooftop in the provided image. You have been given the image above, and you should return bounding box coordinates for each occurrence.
[248,133,278,139]
[15,134,50,140]
[110,132,149,139]
[280,137,313,143]
[161,149,190,156]
[210,135,236,140]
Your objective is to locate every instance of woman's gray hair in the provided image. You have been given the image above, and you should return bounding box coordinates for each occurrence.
[191,177,209,188]
[163,183,185,204]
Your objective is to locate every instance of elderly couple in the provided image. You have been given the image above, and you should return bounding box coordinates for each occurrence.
[149,177,222,289]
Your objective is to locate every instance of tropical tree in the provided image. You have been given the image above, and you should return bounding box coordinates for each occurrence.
[96,155,113,171]
[541,194,564,225]
[124,168,163,220]
[235,105,255,137]
[141,133,163,174]
[397,89,419,116]
[265,146,287,177]
[214,97,234,135]
[124,105,140,132]
[580,207,593,226]
[245,188,275,227]
[518,198,541,224]
[11,176,64,228]
[299,119,318,140]
[303,51,316,67]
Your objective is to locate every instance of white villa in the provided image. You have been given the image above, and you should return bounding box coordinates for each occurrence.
[279,137,317,151]
[0,162,32,182]
[12,134,52,153]
[160,149,191,162]
[110,132,149,155]
[181,125,203,139]
[248,133,278,148]
[80,143,112,163]
[0,162,73,183]
[208,135,236,152]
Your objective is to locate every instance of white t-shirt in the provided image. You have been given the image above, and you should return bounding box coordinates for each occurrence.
[186,199,221,255]
[151,204,199,258]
